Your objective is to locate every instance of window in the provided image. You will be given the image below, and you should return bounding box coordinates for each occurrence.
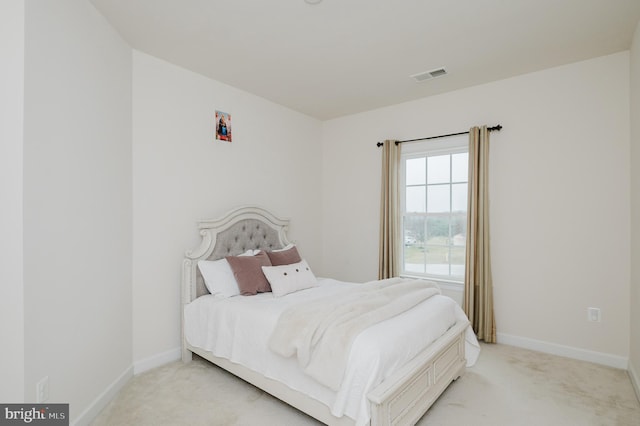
[401,136,468,283]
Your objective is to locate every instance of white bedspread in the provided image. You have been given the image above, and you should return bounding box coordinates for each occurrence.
[269,278,441,391]
[184,278,480,426]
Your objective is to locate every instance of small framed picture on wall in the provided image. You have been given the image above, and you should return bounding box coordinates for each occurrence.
[215,110,232,142]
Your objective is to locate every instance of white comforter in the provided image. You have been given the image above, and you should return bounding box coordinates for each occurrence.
[269,278,441,391]
[184,278,480,426]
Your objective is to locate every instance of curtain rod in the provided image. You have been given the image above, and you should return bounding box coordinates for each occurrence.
[376,124,502,147]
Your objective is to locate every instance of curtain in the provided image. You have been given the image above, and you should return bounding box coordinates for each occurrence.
[463,126,497,343]
[378,140,401,279]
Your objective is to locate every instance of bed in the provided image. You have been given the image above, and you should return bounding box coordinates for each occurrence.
[182,206,479,426]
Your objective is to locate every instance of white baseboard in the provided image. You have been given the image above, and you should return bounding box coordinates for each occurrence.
[497,332,628,370]
[71,348,182,425]
[629,360,640,402]
[71,365,133,426]
[133,347,182,375]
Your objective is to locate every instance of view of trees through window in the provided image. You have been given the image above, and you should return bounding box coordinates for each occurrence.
[402,150,468,281]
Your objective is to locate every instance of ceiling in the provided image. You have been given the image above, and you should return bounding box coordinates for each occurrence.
[90,0,640,120]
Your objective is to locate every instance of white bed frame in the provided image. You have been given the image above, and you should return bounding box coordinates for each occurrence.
[182,206,468,426]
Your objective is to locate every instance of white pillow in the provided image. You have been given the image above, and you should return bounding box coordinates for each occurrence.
[271,243,294,252]
[261,259,318,297]
[198,250,257,298]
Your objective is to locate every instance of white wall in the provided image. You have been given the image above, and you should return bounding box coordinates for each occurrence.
[132,52,323,366]
[0,0,25,403]
[322,52,631,364]
[22,0,132,422]
[629,20,640,397]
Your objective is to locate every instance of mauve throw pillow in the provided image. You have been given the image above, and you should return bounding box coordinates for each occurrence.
[226,251,273,295]
[267,245,302,266]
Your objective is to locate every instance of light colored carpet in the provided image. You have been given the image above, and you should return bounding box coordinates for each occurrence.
[92,344,640,426]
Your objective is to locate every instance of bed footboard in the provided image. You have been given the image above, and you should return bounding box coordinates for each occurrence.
[367,320,468,426]
[183,320,467,426]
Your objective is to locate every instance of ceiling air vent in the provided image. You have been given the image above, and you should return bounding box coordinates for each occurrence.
[410,67,447,82]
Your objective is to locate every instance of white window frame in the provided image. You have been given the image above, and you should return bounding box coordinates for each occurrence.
[400,136,468,288]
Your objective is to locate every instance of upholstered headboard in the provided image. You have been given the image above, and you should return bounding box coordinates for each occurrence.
[182,206,291,302]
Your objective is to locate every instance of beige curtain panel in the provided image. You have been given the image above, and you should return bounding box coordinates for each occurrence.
[378,140,401,279]
[463,126,497,343]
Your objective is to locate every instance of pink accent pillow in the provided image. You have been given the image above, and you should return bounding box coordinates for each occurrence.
[226,251,272,296]
[267,245,302,266]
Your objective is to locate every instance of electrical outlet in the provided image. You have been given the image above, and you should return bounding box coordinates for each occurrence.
[587,307,601,322]
[36,376,49,403]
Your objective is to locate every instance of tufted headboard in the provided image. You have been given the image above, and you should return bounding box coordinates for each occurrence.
[182,206,291,302]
